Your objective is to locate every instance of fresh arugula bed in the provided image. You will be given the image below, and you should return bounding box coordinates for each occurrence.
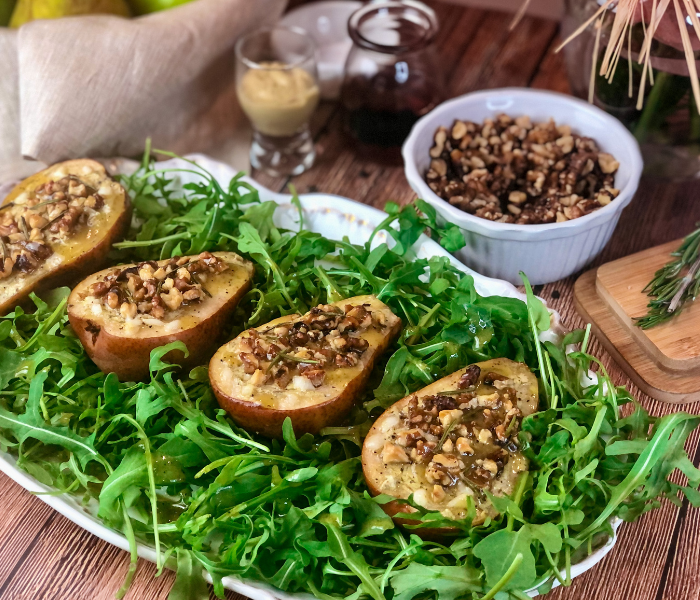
[0,152,698,600]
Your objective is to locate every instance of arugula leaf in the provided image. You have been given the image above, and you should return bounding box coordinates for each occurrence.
[0,348,22,391]
[149,341,189,375]
[241,201,278,243]
[99,444,147,520]
[390,562,481,600]
[324,522,386,600]
[0,372,103,469]
[473,529,537,591]
[169,549,209,600]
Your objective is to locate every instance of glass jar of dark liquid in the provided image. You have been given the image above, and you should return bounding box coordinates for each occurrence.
[341,0,444,162]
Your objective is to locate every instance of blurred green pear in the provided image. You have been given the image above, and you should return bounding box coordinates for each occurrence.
[1,0,17,25]
[127,0,192,16]
[9,0,129,27]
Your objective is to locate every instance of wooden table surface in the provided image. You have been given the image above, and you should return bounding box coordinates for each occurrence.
[2,2,700,600]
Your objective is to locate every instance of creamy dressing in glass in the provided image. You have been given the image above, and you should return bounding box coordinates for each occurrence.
[238,62,320,137]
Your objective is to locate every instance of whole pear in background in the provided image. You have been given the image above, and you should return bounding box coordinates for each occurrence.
[9,0,129,27]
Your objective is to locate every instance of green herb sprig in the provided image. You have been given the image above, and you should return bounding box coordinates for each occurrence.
[636,225,700,329]
[0,150,698,600]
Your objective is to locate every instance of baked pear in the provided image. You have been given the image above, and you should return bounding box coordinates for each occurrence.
[68,252,254,381]
[210,295,402,438]
[362,358,538,537]
[0,159,131,315]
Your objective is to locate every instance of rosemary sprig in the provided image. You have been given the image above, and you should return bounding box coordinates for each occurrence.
[436,418,459,452]
[277,352,320,365]
[41,210,67,231]
[19,216,29,240]
[266,350,320,373]
[31,198,65,211]
[636,226,700,329]
[189,271,211,298]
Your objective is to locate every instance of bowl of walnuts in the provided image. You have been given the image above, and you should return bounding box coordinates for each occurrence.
[402,88,643,285]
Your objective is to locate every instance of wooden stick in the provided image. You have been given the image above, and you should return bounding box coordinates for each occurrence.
[599,0,629,74]
[628,12,634,97]
[590,14,605,103]
[509,0,532,30]
[556,0,617,52]
[682,0,700,41]
[673,0,700,114]
[637,0,655,109]
[602,0,634,81]
[639,0,671,65]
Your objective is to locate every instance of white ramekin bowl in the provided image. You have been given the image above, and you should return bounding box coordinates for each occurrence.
[402,88,644,285]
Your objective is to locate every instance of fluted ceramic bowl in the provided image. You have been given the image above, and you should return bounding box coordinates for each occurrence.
[402,88,644,285]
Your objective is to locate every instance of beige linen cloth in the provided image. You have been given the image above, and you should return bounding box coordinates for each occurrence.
[0,0,287,173]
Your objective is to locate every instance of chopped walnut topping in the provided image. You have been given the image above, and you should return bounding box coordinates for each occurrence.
[383,443,410,464]
[240,302,384,390]
[426,460,454,486]
[424,114,620,224]
[85,252,227,318]
[456,437,474,455]
[477,428,493,443]
[439,409,463,428]
[432,453,461,469]
[432,484,446,502]
[0,175,108,280]
[458,364,481,389]
[482,459,499,475]
[380,379,524,492]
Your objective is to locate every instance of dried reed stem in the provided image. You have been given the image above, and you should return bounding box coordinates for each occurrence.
[556,0,617,52]
[510,0,532,30]
[673,0,700,109]
[590,14,605,103]
[547,0,700,114]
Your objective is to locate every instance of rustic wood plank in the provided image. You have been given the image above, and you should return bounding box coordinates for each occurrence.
[468,14,558,91]
[658,448,700,600]
[530,35,571,93]
[0,484,247,600]
[0,474,55,586]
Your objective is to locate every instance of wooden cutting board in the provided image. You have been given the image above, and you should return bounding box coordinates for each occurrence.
[574,239,700,404]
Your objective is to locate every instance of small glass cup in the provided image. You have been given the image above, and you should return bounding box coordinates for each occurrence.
[236,26,320,177]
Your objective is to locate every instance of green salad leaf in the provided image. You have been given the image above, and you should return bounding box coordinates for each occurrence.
[0,150,698,600]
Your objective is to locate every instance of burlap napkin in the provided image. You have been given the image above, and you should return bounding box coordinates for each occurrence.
[0,0,286,167]
[0,30,21,173]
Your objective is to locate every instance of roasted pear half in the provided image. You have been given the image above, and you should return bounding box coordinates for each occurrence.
[0,159,131,315]
[210,295,402,438]
[68,251,254,381]
[362,358,538,537]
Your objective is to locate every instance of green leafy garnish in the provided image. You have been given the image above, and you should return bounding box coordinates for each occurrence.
[636,224,700,329]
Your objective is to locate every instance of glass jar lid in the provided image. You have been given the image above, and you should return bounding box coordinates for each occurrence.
[347,0,439,54]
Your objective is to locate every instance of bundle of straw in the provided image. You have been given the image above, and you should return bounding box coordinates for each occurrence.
[514,0,700,112]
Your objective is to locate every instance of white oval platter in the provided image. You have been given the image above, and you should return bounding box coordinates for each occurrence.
[0,155,617,600]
